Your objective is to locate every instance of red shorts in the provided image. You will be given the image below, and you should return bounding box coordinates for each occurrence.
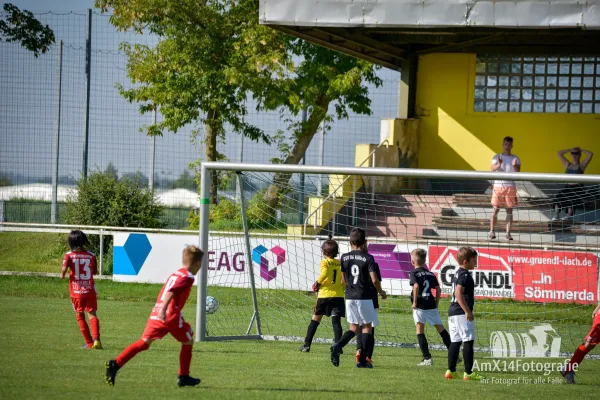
[584,315,600,346]
[142,315,194,343]
[71,296,97,313]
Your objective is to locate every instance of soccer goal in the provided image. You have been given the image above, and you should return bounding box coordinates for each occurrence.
[196,162,600,355]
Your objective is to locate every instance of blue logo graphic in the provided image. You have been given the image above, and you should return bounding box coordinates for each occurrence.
[113,234,152,275]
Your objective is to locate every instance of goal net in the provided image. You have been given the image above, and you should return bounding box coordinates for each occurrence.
[197,162,600,355]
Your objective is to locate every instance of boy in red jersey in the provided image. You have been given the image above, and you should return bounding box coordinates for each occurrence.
[105,245,204,387]
[561,303,600,384]
[60,230,101,349]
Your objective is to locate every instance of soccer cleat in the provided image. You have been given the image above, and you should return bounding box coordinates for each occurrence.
[560,367,576,384]
[82,343,92,350]
[444,370,459,380]
[330,344,341,367]
[298,345,310,352]
[92,340,103,350]
[356,362,373,369]
[105,360,119,386]
[418,358,433,366]
[177,375,201,387]
[464,372,485,381]
[355,350,361,364]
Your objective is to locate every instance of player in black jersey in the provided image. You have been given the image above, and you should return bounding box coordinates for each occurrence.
[355,256,381,367]
[445,247,484,381]
[330,228,386,368]
[408,248,453,366]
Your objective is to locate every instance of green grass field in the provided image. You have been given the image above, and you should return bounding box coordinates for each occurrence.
[1,275,600,400]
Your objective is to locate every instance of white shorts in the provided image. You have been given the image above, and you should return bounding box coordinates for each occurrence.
[372,309,379,328]
[448,314,476,342]
[345,299,377,326]
[413,308,443,326]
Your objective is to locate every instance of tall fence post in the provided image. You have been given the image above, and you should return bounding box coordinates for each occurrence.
[82,9,92,179]
[51,41,63,224]
[149,108,157,190]
[318,124,325,197]
[236,134,244,204]
[298,108,308,224]
[99,229,104,277]
[0,200,5,223]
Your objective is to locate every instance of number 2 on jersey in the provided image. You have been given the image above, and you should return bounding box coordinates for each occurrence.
[350,265,359,284]
[73,258,91,280]
[422,280,430,298]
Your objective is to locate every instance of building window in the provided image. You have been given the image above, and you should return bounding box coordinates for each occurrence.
[474,55,600,114]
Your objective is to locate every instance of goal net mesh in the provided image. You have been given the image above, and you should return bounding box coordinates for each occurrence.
[203,168,600,355]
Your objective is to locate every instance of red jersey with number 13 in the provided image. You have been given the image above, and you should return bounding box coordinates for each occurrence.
[149,268,195,323]
[63,250,97,299]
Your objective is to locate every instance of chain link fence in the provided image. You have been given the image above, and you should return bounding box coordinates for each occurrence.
[0,10,400,229]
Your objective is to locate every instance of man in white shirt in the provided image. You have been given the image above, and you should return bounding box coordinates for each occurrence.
[489,136,521,240]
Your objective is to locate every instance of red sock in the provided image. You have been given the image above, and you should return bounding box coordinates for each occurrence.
[76,313,93,347]
[89,316,100,340]
[179,344,193,376]
[116,339,150,368]
[566,344,589,373]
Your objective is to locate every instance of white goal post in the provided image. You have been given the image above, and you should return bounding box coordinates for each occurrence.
[195,161,600,353]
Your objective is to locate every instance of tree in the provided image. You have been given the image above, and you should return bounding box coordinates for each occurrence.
[0,173,11,187]
[104,162,119,181]
[168,170,197,191]
[121,171,149,187]
[0,3,55,57]
[260,41,381,209]
[96,0,284,204]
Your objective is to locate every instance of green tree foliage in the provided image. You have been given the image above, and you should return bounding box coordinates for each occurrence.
[104,162,119,181]
[63,171,165,273]
[0,173,11,187]
[0,3,55,57]
[168,170,197,191]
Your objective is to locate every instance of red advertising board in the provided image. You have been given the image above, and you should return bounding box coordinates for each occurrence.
[428,246,598,304]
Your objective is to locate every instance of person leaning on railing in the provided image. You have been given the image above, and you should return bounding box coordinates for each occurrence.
[553,147,594,221]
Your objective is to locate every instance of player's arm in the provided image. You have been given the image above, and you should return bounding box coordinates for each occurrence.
[370,271,387,300]
[59,254,69,279]
[157,291,175,322]
[454,284,473,321]
[411,283,419,309]
[91,256,98,276]
[581,149,594,170]
[316,261,328,285]
[557,148,571,169]
[592,303,600,318]
[435,285,441,308]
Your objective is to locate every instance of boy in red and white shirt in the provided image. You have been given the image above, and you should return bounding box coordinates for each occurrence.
[105,245,204,388]
[60,230,101,349]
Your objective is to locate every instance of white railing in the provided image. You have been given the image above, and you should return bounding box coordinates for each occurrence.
[302,140,390,236]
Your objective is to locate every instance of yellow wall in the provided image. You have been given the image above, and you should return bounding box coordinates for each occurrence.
[416,53,600,174]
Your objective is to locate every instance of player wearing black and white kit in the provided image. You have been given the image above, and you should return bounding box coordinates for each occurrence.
[445,247,483,381]
[356,261,381,365]
[409,249,452,366]
[330,228,386,368]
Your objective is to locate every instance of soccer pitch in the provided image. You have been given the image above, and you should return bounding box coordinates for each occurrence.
[0,276,599,399]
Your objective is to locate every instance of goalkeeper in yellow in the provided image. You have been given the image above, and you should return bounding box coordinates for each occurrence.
[299,236,345,352]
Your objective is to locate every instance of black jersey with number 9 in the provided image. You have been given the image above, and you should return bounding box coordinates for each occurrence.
[341,250,377,300]
[409,267,439,310]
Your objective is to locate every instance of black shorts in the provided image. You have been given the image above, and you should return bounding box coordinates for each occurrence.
[314,297,345,317]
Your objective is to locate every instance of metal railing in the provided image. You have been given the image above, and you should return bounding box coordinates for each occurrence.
[302,140,390,236]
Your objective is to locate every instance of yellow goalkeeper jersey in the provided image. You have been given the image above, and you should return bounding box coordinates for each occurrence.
[317,258,344,298]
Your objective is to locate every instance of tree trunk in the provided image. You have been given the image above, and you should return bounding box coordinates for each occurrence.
[264,97,330,210]
[205,110,220,205]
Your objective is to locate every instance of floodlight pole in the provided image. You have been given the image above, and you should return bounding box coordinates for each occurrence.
[196,162,210,342]
[51,40,63,224]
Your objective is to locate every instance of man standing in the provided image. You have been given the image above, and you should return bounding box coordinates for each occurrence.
[489,136,521,241]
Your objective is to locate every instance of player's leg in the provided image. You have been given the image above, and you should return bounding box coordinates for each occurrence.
[300,312,323,352]
[331,315,343,343]
[73,298,94,349]
[358,323,373,366]
[86,297,101,349]
[331,301,358,367]
[416,322,432,364]
[355,325,363,362]
[459,316,481,380]
[106,321,164,386]
[445,316,461,379]
[366,326,375,361]
[434,323,451,349]
[489,206,500,239]
[562,320,600,384]
[171,319,201,387]
[330,298,344,344]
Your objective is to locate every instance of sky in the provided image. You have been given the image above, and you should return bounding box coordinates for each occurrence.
[0,0,400,187]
